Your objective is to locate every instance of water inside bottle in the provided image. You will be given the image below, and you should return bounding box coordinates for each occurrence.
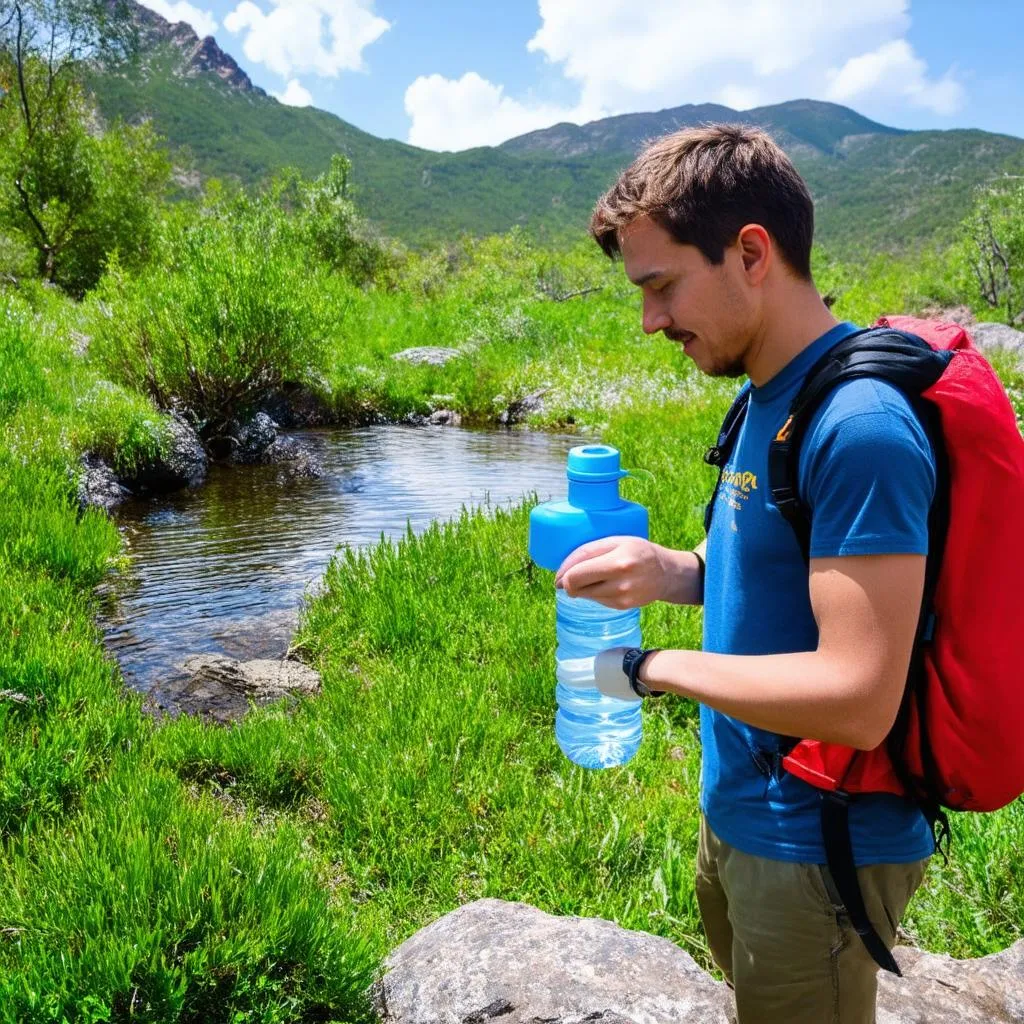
[554,589,643,768]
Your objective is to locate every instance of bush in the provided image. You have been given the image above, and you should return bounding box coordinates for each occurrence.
[86,195,333,443]
[270,156,406,290]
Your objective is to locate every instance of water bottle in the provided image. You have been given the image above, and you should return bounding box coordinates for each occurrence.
[528,444,649,768]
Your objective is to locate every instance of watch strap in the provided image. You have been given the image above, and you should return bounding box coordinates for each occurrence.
[693,548,706,599]
[621,647,665,698]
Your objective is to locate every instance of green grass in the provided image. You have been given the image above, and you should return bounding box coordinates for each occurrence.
[0,233,1022,1019]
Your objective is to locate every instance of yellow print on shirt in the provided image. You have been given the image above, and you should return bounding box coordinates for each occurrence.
[718,467,758,513]
[720,469,758,493]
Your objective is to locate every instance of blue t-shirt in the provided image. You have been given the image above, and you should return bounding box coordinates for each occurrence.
[701,321,936,865]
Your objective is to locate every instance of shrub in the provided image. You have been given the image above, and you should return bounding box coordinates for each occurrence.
[86,197,333,444]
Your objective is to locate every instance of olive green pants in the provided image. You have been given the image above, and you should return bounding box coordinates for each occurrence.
[695,816,928,1024]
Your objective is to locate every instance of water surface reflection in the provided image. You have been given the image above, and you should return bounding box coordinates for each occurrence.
[99,424,582,700]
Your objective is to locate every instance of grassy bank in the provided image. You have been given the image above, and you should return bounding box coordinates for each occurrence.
[0,237,1022,1022]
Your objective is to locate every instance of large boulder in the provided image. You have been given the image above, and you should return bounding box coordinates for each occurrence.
[372,898,1024,1024]
[879,941,1024,1023]
[372,899,730,1024]
[233,411,279,463]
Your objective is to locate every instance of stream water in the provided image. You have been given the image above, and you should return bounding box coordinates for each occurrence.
[97,424,581,708]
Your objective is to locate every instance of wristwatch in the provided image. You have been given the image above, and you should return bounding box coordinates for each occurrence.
[621,647,665,698]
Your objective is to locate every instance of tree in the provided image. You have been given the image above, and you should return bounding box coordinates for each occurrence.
[0,0,167,294]
[956,178,1024,325]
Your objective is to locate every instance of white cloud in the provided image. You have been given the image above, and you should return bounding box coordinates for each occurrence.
[224,0,389,78]
[404,72,605,152]
[273,78,313,106]
[826,40,965,116]
[717,85,762,112]
[525,0,915,114]
[406,1,968,151]
[137,0,218,38]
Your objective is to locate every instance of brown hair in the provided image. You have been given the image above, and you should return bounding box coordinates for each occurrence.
[590,124,814,279]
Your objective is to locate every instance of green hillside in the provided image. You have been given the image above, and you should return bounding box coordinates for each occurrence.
[85,14,1024,255]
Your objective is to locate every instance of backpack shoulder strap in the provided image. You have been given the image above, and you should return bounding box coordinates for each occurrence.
[704,384,751,535]
[769,329,954,977]
[767,328,951,561]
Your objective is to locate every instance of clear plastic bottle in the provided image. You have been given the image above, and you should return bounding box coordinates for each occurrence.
[554,588,643,769]
[529,443,649,769]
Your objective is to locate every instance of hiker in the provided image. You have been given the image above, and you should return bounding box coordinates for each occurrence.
[555,124,936,1024]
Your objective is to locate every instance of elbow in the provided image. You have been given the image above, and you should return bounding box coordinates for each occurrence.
[846,723,890,752]
[844,687,902,752]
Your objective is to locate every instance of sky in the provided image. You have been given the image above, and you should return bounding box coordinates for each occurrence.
[135,0,1024,152]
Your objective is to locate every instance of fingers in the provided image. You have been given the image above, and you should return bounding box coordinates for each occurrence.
[566,578,636,608]
[554,537,624,589]
[559,551,630,595]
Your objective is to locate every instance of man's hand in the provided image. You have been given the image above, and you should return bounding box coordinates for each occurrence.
[554,536,700,608]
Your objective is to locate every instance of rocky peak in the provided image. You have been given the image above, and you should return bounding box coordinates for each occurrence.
[124,0,262,95]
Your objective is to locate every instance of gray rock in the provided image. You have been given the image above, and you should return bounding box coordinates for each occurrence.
[162,411,208,486]
[373,898,1024,1024]
[77,453,129,513]
[174,654,321,723]
[232,413,322,477]
[233,411,279,463]
[372,898,731,1024]
[392,346,463,367]
[129,412,207,494]
[498,388,549,426]
[969,322,1024,358]
[264,436,323,478]
[259,383,333,428]
[429,409,462,426]
[878,941,1024,1023]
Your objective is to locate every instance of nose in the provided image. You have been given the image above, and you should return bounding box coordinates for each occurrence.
[642,295,671,335]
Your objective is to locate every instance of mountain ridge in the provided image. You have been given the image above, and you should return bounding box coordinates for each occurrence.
[125,0,261,95]
[499,99,908,159]
[85,0,1024,254]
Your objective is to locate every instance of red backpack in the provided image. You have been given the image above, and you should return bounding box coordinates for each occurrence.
[705,317,1024,974]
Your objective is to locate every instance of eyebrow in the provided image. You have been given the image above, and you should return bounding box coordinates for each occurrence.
[628,269,666,287]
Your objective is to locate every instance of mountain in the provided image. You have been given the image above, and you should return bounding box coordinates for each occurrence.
[85,1,1024,255]
[499,100,905,159]
[124,0,261,95]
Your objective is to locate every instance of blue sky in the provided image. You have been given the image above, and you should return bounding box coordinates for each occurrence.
[138,0,1024,152]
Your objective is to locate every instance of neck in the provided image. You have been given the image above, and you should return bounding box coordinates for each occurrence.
[743,283,839,387]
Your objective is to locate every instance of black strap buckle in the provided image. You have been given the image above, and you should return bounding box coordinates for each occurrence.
[704,445,723,467]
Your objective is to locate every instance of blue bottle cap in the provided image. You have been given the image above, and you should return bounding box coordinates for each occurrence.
[566,444,629,483]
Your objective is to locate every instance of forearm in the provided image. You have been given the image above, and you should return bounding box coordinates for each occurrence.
[657,539,705,606]
[638,647,891,749]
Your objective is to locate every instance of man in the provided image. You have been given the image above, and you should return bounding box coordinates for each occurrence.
[554,125,933,1023]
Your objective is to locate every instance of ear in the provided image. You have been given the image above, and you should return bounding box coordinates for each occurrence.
[736,224,771,285]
